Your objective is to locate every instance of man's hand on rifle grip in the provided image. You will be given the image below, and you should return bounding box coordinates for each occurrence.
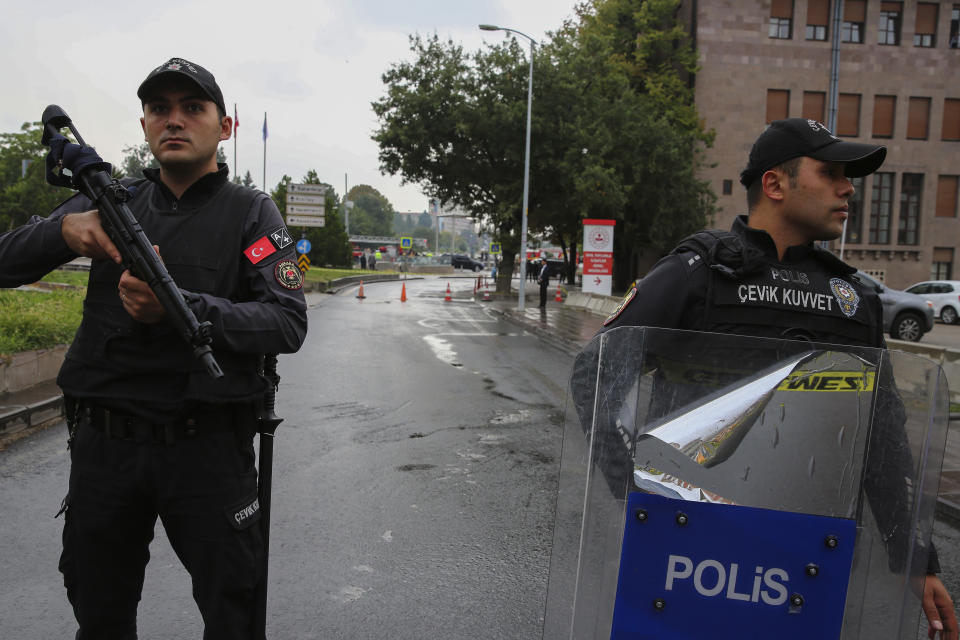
[61,210,122,263]
[118,245,166,324]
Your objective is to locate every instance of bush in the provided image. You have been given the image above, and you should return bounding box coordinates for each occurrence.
[0,288,84,357]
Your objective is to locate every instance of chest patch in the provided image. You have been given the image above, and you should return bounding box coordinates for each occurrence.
[829,278,860,317]
[274,259,304,290]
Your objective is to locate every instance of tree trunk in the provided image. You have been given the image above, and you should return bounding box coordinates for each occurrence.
[497,248,517,293]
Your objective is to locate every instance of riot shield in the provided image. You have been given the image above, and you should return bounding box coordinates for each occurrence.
[543,327,949,640]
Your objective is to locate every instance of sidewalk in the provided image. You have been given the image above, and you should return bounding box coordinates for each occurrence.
[489,279,960,527]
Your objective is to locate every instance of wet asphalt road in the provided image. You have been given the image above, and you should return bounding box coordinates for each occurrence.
[0,276,572,639]
[0,275,957,638]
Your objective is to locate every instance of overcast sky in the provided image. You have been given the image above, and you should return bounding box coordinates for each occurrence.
[1,0,578,213]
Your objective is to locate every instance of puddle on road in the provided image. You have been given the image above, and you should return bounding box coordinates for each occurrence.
[423,335,462,367]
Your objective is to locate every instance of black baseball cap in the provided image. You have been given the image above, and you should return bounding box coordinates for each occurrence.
[137,57,226,115]
[739,118,886,187]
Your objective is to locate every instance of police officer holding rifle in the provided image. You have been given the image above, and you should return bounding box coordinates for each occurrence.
[0,57,306,638]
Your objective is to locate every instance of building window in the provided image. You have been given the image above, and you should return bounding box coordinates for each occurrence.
[932,248,954,280]
[943,99,960,140]
[870,172,894,244]
[914,2,939,47]
[908,97,932,139]
[842,0,866,43]
[803,91,826,122]
[951,5,959,48]
[807,0,830,40]
[898,173,923,245]
[838,93,861,136]
[766,89,790,123]
[872,95,897,137]
[878,2,903,45]
[937,175,959,217]
[770,0,794,38]
[722,179,733,195]
[845,176,865,244]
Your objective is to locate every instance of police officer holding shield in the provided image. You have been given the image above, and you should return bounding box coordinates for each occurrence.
[599,118,956,639]
[0,58,307,638]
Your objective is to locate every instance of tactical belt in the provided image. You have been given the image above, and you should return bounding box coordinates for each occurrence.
[80,402,246,445]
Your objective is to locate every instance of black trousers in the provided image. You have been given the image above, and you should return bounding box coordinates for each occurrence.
[59,409,263,640]
[539,282,548,307]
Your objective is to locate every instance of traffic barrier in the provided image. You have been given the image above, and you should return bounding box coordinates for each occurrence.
[555,285,564,302]
[356,281,366,299]
[482,281,491,302]
[400,282,407,302]
[444,283,452,302]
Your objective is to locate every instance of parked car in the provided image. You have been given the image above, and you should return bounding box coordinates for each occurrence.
[444,254,484,271]
[904,280,960,324]
[856,272,934,342]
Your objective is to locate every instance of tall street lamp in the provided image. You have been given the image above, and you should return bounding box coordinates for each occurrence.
[479,24,535,311]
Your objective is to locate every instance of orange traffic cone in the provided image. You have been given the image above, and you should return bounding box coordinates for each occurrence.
[444,283,452,302]
[400,281,407,302]
[555,285,564,302]
[356,281,366,299]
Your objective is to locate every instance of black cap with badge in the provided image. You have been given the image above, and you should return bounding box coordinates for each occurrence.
[137,57,226,116]
[739,118,886,187]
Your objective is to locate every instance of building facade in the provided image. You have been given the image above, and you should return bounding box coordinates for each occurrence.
[690,0,960,288]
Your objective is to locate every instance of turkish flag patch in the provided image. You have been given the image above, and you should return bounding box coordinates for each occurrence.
[243,236,277,264]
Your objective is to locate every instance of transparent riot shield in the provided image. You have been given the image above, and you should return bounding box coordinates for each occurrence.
[543,327,949,640]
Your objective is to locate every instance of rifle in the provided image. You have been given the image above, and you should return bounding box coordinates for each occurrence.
[41,105,223,379]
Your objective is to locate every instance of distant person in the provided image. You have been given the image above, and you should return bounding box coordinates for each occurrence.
[360,251,367,269]
[537,256,550,308]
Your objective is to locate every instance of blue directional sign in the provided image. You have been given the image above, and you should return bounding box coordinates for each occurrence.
[490,242,501,254]
[400,237,413,250]
[610,492,856,640]
[296,239,312,255]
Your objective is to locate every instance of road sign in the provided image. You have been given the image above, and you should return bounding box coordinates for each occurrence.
[400,237,413,250]
[297,254,310,272]
[490,242,501,254]
[287,204,326,216]
[287,215,326,227]
[286,193,325,206]
[289,183,329,195]
[297,239,312,254]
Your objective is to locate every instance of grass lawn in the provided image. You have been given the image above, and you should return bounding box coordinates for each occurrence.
[0,266,370,358]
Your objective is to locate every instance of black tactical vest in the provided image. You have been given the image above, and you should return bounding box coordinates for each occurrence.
[673,230,882,347]
[58,178,270,410]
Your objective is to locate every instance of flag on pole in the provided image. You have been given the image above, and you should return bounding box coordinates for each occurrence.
[234,104,239,133]
[262,113,268,141]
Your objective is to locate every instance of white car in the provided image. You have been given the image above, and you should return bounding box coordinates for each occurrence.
[904,280,960,324]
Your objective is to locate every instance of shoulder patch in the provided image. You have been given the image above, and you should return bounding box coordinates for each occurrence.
[269,227,293,250]
[603,287,638,327]
[243,236,277,264]
[275,259,304,290]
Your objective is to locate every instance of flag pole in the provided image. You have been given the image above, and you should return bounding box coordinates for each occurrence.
[262,112,267,190]
[233,103,238,182]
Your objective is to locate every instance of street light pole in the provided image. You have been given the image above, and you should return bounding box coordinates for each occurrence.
[480,24,535,311]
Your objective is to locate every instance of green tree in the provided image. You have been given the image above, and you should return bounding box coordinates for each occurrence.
[0,122,73,231]
[346,184,394,236]
[373,1,716,292]
[373,34,533,291]
[232,170,257,189]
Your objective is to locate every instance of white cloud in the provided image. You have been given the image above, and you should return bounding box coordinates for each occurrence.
[1,0,577,213]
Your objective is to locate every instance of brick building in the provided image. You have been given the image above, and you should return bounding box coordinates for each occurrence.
[688,0,960,288]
